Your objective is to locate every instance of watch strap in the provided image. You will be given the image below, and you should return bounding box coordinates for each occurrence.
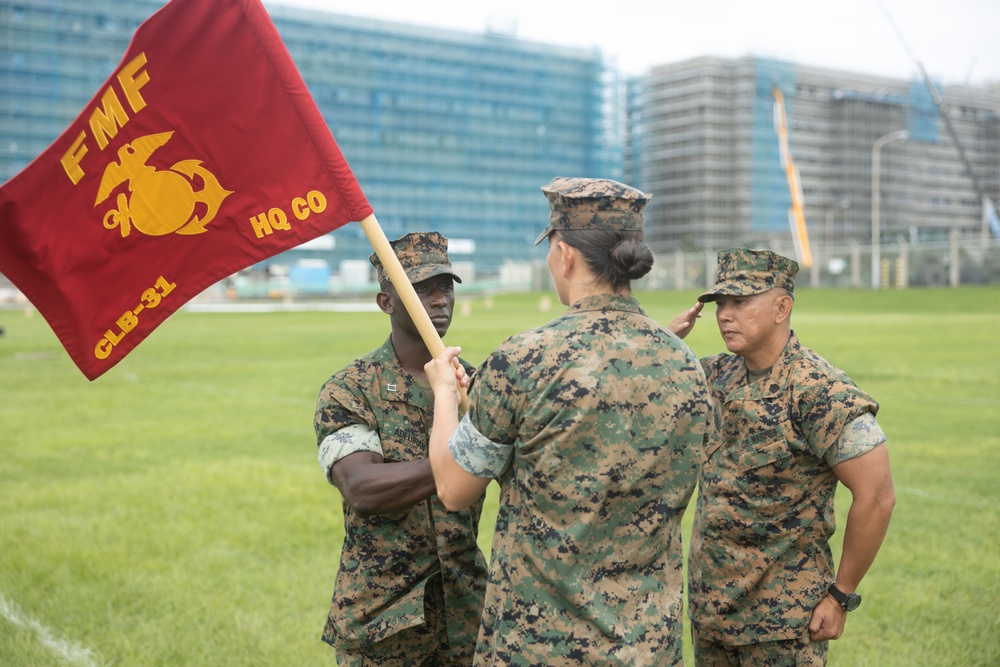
[828,583,862,611]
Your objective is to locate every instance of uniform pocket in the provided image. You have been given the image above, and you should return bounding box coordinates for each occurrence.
[736,437,791,471]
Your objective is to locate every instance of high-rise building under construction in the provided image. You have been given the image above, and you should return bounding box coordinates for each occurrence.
[632,55,1000,256]
[3,2,998,287]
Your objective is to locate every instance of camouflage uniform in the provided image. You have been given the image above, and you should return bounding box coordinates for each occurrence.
[314,232,487,665]
[449,178,711,666]
[688,248,886,657]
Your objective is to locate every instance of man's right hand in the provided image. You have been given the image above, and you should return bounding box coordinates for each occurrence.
[669,302,704,339]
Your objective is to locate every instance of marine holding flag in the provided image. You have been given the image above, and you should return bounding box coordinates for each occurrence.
[425,178,712,666]
[314,232,487,666]
[0,0,372,380]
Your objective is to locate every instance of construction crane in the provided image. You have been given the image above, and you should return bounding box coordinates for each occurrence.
[911,61,1000,243]
[772,87,813,268]
[879,2,1000,243]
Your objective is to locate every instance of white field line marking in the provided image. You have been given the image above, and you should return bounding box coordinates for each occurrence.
[0,592,104,667]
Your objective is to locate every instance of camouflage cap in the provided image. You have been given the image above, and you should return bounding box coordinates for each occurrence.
[369,231,462,286]
[534,177,651,245]
[697,247,798,303]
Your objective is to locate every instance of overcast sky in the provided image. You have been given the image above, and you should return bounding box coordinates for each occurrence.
[268,0,999,86]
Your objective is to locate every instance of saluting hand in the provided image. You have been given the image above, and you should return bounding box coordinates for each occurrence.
[669,302,703,339]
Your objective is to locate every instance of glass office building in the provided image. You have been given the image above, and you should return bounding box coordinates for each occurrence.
[1,0,619,283]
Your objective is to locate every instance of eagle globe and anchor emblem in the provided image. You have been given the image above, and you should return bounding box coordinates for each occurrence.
[95,131,233,237]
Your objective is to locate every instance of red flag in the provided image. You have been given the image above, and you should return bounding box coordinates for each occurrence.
[0,0,372,380]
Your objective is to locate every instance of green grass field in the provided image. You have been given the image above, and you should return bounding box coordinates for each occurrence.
[2,286,998,666]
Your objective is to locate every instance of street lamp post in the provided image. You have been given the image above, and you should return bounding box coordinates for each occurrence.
[871,129,908,289]
[825,198,850,250]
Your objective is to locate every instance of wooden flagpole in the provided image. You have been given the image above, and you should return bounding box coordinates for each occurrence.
[359,213,469,413]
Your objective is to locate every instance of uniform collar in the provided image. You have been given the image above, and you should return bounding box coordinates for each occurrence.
[715,332,802,401]
[373,336,431,406]
[566,292,644,316]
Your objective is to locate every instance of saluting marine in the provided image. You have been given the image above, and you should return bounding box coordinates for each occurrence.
[672,248,896,666]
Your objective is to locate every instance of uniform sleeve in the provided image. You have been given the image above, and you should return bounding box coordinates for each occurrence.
[314,366,380,483]
[795,352,880,460]
[448,345,524,478]
[466,346,523,447]
[449,413,514,479]
[318,423,384,484]
[824,412,887,467]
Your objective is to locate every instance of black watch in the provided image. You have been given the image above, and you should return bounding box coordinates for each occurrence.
[828,583,862,611]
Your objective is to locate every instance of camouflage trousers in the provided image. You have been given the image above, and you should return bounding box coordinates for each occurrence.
[692,630,828,667]
[334,577,467,667]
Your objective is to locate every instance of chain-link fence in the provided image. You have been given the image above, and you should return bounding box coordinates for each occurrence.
[638,238,1000,292]
[2,237,998,310]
